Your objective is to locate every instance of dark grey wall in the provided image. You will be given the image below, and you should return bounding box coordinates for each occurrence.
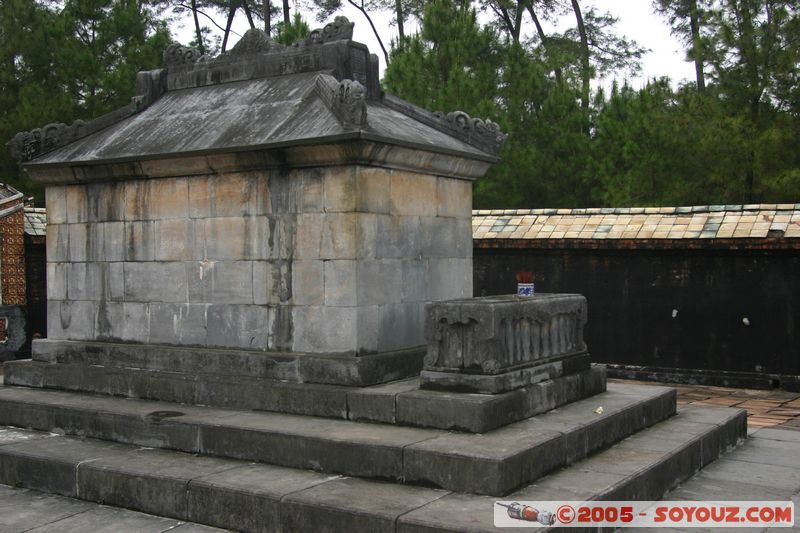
[473,245,800,384]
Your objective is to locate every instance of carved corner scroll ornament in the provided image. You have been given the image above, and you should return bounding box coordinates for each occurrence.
[8,68,166,163]
[316,76,367,129]
[433,110,508,154]
[7,121,85,162]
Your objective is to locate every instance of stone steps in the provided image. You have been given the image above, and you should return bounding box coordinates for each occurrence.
[0,483,226,532]
[0,381,674,496]
[0,404,746,533]
[4,359,607,433]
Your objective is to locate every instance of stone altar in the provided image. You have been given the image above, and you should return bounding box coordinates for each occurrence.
[421,294,590,393]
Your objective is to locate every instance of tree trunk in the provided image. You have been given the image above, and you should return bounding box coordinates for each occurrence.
[221,2,238,52]
[395,0,404,41]
[264,0,271,35]
[688,0,705,91]
[242,0,255,28]
[737,0,761,202]
[512,0,524,44]
[570,0,590,111]
[527,5,562,83]
[191,0,205,53]
[283,0,289,26]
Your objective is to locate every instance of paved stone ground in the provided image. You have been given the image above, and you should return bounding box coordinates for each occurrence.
[610,378,800,431]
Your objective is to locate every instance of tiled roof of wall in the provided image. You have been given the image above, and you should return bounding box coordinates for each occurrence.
[24,207,46,236]
[473,204,800,240]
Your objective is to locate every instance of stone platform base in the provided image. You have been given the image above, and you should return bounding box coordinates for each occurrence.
[30,339,425,387]
[0,398,745,532]
[6,358,607,433]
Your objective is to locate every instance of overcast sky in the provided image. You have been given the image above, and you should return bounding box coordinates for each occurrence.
[172,0,696,88]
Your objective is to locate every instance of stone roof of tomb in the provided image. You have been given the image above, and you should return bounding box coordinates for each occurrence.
[473,204,800,240]
[7,18,505,169]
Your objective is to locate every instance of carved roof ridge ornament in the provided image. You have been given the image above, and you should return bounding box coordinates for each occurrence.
[227,29,286,56]
[163,43,207,66]
[7,69,167,163]
[433,110,507,154]
[300,16,355,46]
[315,75,367,129]
[162,16,354,69]
[380,94,507,156]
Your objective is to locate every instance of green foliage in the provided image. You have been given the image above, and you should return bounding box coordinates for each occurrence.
[387,0,800,208]
[0,0,170,201]
[274,12,311,45]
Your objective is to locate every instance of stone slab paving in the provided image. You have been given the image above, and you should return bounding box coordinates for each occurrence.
[0,484,225,533]
[627,427,800,532]
[610,378,800,431]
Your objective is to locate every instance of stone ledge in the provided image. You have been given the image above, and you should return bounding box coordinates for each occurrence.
[420,351,590,394]
[30,338,424,387]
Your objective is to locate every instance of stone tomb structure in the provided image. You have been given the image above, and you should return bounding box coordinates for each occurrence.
[11,17,498,387]
[0,20,747,532]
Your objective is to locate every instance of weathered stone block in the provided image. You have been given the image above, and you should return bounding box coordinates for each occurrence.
[401,259,427,303]
[427,258,471,301]
[147,177,189,220]
[356,305,381,352]
[45,186,68,224]
[356,213,378,258]
[389,172,437,216]
[124,262,187,303]
[46,224,69,262]
[207,304,270,350]
[421,294,589,393]
[436,176,472,218]
[378,302,424,352]
[324,260,357,306]
[123,180,148,221]
[209,173,259,218]
[291,260,324,306]
[294,213,322,259]
[419,217,459,258]
[357,259,402,306]
[320,213,357,259]
[292,306,357,353]
[155,219,194,261]
[203,217,246,260]
[124,221,155,261]
[65,185,87,223]
[209,261,254,304]
[96,301,151,342]
[146,303,209,346]
[355,167,391,214]
[47,300,96,341]
[86,182,124,222]
[323,166,357,212]
[67,262,104,301]
[106,262,124,300]
[102,221,125,262]
[254,260,290,305]
[47,263,68,301]
[376,216,421,258]
[67,224,87,262]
